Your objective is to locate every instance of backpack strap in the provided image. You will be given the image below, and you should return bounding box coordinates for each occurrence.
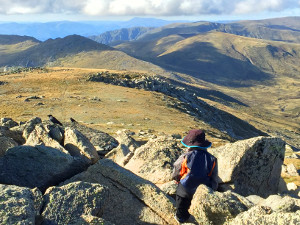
[208,159,216,177]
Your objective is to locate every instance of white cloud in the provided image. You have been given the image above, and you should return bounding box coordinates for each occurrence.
[0,0,299,16]
[233,0,297,14]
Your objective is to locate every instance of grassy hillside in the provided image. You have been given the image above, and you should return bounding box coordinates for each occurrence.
[0,35,41,63]
[0,35,40,45]
[134,21,221,42]
[0,35,114,67]
[224,17,300,43]
[116,31,300,86]
[237,16,300,31]
[51,50,169,75]
[0,67,232,146]
[0,40,39,64]
[0,34,170,76]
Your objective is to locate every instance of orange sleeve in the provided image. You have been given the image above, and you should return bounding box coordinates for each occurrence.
[180,157,190,180]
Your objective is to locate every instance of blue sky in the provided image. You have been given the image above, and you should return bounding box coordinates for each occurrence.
[0,0,299,22]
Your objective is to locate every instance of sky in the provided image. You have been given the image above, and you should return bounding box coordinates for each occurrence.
[0,0,299,22]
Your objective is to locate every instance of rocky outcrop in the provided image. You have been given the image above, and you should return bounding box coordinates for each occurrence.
[0,117,297,225]
[22,119,100,165]
[226,205,300,225]
[0,145,86,192]
[23,117,42,140]
[62,159,178,225]
[25,123,67,153]
[105,129,140,165]
[0,118,18,128]
[190,185,253,225]
[0,136,18,157]
[247,194,298,213]
[68,214,114,225]
[160,181,178,198]
[48,125,64,144]
[42,181,110,224]
[282,163,299,177]
[210,136,285,197]
[124,135,182,184]
[70,122,118,155]
[64,128,100,164]
[0,125,25,145]
[0,184,43,225]
[88,72,265,140]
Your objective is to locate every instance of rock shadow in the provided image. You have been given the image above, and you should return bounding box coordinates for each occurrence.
[0,145,88,193]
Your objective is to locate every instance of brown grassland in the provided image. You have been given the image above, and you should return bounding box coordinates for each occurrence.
[0,67,299,185]
[0,67,228,146]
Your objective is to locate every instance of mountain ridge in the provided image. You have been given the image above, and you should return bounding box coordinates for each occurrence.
[0,18,187,41]
[90,17,300,46]
[0,35,114,67]
[115,31,300,86]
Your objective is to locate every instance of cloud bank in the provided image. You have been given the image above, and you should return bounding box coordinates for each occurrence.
[0,0,299,16]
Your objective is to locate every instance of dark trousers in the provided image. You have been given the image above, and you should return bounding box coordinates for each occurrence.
[175,183,193,221]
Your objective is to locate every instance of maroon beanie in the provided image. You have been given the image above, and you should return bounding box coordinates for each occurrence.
[181,129,212,148]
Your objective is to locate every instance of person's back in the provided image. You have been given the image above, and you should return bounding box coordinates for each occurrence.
[180,149,217,193]
[172,129,218,223]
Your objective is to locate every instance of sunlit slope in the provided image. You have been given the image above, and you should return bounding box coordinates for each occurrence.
[232,16,300,43]
[0,35,40,45]
[0,35,40,66]
[134,17,300,44]
[0,34,168,75]
[50,50,168,75]
[116,31,300,85]
[0,68,233,146]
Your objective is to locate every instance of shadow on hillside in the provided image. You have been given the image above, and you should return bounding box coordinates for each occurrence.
[170,79,249,107]
[153,42,274,87]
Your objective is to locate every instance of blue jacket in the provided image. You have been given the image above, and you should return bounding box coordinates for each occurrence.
[172,148,218,194]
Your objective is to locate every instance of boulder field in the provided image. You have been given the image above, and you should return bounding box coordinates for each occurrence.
[0,117,299,225]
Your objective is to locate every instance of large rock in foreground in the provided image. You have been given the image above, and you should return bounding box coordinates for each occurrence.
[210,136,285,197]
[190,185,253,225]
[125,135,182,184]
[0,184,43,225]
[68,214,114,225]
[0,145,86,192]
[63,159,178,225]
[0,136,18,157]
[226,205,300,225]
[42,181,110,225]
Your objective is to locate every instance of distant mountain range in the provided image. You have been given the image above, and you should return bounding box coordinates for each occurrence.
[89,27,154,45]
[1,16,300,87]
[0,17,187,41]
[90,16,300,45]
[0,34,168,74]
